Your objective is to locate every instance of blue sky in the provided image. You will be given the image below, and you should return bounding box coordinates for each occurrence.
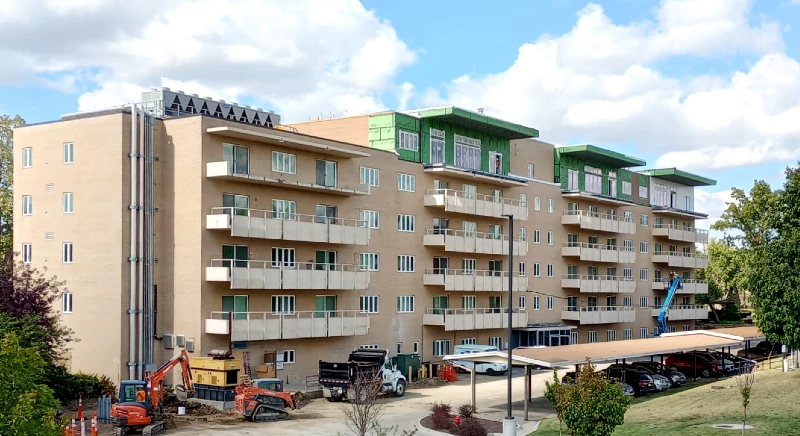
[2,0,800,228]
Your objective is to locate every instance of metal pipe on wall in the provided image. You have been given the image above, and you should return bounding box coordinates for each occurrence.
[128,104,138,381]
[137,109,145,379]
[144,112,156,369]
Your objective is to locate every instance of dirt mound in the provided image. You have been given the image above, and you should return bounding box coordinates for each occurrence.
[408,378,449,389]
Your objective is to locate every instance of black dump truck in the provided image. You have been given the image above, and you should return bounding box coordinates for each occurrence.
[319,347,407,402]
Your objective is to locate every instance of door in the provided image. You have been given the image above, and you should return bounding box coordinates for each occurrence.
[489,260,503,277]
[462,184,477,200]
[316,159,337,187]
[222,245,249,269]
[222,295,249,320]
[670,191,677,208]
[433,296,449,315]
[433,179,449,193]
[315,205,337,224]
[315,295,337,318]
[315,250,337,270]
[489,296,502,314]
[433,218,449,235]
[222,193,249,216]
[549,334,560,347]
[490,152,502,175]
[433,257,448,275]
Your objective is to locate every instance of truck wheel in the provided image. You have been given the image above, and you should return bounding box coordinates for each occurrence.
[486,368,496,376]
[393,380,406,397]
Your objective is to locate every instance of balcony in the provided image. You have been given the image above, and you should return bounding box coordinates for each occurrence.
[205,260,370,290]
[651,305,709,321]
[651,252,709,269]
[651,279,709,295]
[561,210,636,234]
[651,206,709,220]
[205,310,370,341]
[423,229,527,256]
[652,224,709,244]
[206,207,370,246]
[560,242,635,263]
[561,275,636,293]
[206,161,369,196]
[423,189,528,221]
[423,308,528,331]
[561,306,636,325]
[423,269,528,292]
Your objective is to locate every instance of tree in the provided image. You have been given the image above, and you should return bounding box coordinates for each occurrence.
[0,333,63,436]
[338,371,415,436]
[0,114,25,256]
[736,369,756,435]
[543,369,565,436]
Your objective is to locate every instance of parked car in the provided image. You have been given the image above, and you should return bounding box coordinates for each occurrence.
[693,352,736,374]
[737,341,784,360]
[603,367,657,396]
[606,364,670,391]
[707,351,755,374]
[632,361,687,387]
[560,371,635,396]
[665,352,730,378]
[620,382,635,396]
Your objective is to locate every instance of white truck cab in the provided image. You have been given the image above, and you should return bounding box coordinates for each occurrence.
[452,344,508,376]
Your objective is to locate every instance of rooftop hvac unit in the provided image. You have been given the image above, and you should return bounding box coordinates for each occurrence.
[176,335,186,347]
[163,334,174,349]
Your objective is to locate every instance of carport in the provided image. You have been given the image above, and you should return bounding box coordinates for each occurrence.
[442,328,760,421]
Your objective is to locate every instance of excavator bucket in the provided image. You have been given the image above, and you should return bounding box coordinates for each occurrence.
[292,392,308,410]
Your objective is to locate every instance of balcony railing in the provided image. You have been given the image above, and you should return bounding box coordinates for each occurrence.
[423,189,528,221]
[560,242,636,263]
[206,161,369,196]
[561,306,636,324]
[561,274,636,293]
[652,224,709,244]
[651,278,709,294]
[560,210,636,234]
[206,259,370,290]
[651,251,709,268]
[422,308,528,331]
[206,207,370,245]
[650,305,709,321]
[205,310,370,341]
[423,268,528,292]
[423,229,527,256]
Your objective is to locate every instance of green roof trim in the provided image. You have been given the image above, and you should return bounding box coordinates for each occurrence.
[404,106,539,139]
[640,168,716,187]
[556,144,646,168]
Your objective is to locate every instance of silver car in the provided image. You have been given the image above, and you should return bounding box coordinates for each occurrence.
[651,374,671,391]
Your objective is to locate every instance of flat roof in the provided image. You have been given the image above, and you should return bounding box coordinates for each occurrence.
[640,168,716,187]
[206,126,371,158]
[402,106,539,140]
[556,144,646,168]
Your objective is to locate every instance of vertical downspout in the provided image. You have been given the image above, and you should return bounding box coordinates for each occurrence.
[138,108,145,379]
[128,105,138,381]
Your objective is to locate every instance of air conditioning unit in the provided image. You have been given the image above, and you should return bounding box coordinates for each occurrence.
[186,339,195,353]
[176,335,186,347]
[163,334,174,349]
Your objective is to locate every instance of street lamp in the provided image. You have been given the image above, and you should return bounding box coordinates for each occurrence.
[501,213,515,435]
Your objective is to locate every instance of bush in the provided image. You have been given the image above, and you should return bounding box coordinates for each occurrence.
[455,417,487,436]
[430,401,453,431]
[45,366,112,401]
[430,401,451,415]
[457,404,476,418]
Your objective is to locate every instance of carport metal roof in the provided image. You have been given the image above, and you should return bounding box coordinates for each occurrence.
[442,328,760,368]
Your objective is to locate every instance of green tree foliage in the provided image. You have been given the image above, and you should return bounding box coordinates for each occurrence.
[544,369,565,435]
[695,241,750,307]
[0,333,63,436]
[0,114,25,256]
[713,164,800,349]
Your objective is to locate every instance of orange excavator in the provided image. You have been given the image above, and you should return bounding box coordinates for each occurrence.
[234,383,306,421]
[111,349,195,436]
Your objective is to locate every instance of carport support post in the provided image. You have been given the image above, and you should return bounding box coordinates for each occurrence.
[502,214,515,436]
[524,365,530,421]
[471,366,476,409]
[693,350,697,382]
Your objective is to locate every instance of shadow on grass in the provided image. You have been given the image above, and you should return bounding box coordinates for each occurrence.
[631,378,719,404]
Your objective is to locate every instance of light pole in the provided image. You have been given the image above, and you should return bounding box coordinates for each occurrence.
[501,213,515,435]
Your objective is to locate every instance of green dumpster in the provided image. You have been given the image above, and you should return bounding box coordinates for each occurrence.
[393,353,421,381]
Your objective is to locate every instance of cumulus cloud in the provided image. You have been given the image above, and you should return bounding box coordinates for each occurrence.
[694,189,734,243]
[0,0,417,121]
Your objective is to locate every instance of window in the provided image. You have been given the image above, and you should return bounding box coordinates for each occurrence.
[462,295,476,310]
[489,336,503,350]
[223,193,250,216]
[361,210,380,229]
[282,350,296,364]
[488,260,503,276]
[519,295,526,309]
[567,169,579,190]
[640,327,649,339]
[548,199,554,213]
[397,214,415,232]
[272,151,296,174]
[430,128,445,164]
[570,332,579,344]
[584,166,602,194]
[22,244,32,264]
[272,199,297,220]
[533,230,541,244]
[640,269,648,281]
[223,143,249,175]
[547,264,554,277]
[397,255,415,272]
[623,296,632,307]
[63,142,74,164]
[640,214,649,226]
[518,262,526,276]
[433,340,451,357]
[61,292,73,313]
[271,295,296,314]
[683,325,690,332]
[623,239,633,251]
[588,331,598,343]
[534,197,541,211]
[462,259,476,274]
[360,296,379,313]
[488,224,503,240]
[547,231,554,245]
[533,296,540,310]
[454,134,481,170]
[413,342,419,354]
[316,159,338,187]
[359,253,380,271]
[607,330,617,341]
[461,338,477,345]
[533,263,541,277]
[622,181,632,196]
[639,296,649,308]
[397,173,416,192]
[527,164,534,178]
[489,152,502,175]
[639,242,648,253]
[23,148,32,168]
[668,326,677,333]
[547,296,554,310]
[63,193,74,214]
[21,195,32,215]
[397,296,415,313]
[398,130,419,151]
[653,183,669,207]
[623,211,633,222]
[271,248,295,268]
[62,243,73,264]
[639,186,648,198]
[360,166,380,187]
[685,196,692,211]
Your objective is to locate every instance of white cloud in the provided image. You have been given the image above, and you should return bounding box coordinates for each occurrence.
[423,0,800,171]
[694,188,734,243]
[0,0,417,121]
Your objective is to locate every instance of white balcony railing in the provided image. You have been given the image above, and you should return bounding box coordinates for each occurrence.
[206,207,370,245]
[650,305,709,321]
[651,251,709,269]
[205,310,370,341]
[423,189,528,221]
[652,224,709,244]
[423,229,527,256]
[561,306,636,324]
[561,274,636,293]
[560,242,636,263]
[651,278,709,294]
[206,259,370,290]
[422,308,528,331]
[206,161,369,196]
[423,268,528,292]
[560,210,636,234]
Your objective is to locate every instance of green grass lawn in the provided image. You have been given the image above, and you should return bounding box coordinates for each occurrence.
[532,368,800,435]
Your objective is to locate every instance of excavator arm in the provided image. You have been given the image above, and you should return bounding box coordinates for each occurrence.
[146,349,195,412]
[656,275,683,336]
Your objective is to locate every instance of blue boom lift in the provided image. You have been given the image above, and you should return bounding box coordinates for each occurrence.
[655,272,683,337]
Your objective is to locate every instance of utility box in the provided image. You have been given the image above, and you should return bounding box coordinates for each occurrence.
[393,353,421,381]
[191,356,242,388]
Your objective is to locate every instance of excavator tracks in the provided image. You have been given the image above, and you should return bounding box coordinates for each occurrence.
[251,404,290,422]
[142,421,168,436]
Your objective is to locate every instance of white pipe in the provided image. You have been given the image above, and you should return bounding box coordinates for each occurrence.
[138,108,145,379]
[128,105,138,381]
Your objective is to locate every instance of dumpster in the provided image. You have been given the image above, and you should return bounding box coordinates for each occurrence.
[393,353,421,381]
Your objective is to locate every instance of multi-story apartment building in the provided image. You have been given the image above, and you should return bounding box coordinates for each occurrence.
[13,90,715,386]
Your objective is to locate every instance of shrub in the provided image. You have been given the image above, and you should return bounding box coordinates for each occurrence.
[455,417,487,436]
[45,366,111,401]
[457,404,476,418]
[430,401,451,415]
[430,412,453,431]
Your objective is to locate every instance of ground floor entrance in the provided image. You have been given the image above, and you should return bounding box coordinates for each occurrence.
[511,323,575,348]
